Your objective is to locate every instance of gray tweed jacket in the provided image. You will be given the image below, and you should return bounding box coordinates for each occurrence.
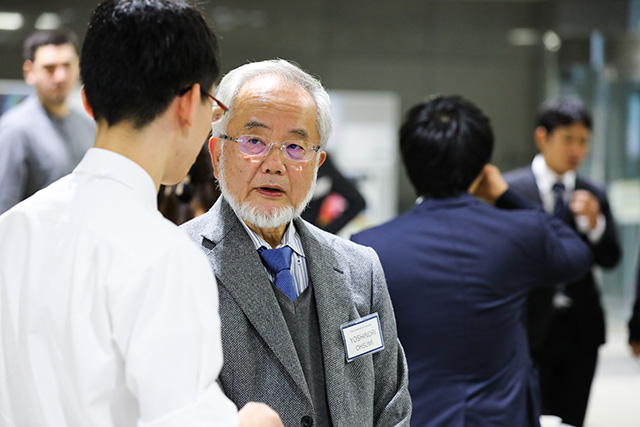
[180,197,411,427]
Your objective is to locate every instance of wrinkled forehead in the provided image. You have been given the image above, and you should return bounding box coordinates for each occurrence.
[232,75,320,137]
[236,74,314,107]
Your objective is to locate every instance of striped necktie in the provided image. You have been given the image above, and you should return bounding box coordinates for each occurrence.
[258,246,297,301]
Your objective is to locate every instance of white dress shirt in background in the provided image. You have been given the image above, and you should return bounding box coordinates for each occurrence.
[0,148,238,427]
[531,153,605,243]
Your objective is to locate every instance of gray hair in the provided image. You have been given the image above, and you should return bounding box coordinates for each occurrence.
[211,59,332,149]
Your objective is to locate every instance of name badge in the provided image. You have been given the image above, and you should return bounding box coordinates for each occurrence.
[340,313,384,362]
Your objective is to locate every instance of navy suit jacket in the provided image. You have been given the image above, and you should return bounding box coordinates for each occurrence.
[504,167,621,354]
[351,191,592,427]
[628,251,640,342]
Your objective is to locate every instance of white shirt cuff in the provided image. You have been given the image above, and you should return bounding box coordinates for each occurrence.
[575,213,605,243]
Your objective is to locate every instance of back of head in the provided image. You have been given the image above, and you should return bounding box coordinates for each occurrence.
[211,59,333,149]
[23,28,78,62]
[80,0,220,129]
[400,95,494,198]
[536,97,592,133]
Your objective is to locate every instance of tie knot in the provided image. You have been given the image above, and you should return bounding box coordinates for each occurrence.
[552,182,565,194]
[258,246,293,275]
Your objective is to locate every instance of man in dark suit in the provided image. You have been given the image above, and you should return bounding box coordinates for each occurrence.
[181,59,411,427]
[503,97,621,427]
[628,252,640,358]
[351,95,592,426]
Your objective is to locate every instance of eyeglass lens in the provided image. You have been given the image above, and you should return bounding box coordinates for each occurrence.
[211,107,225,123]
[237,135,314,161]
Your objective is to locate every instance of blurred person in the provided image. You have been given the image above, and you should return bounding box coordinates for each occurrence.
[504,97,621,427]
[0,28,95,215]
[351,95,592,426]
[158,144,221,225]
[0,1,282,426]
[301,153,366,234]
[627,251,640,358]
[181,59,411,426]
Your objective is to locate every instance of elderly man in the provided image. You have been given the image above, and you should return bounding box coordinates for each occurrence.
[181,59,411,427]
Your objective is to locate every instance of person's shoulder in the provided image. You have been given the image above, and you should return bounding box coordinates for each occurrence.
[502,166,532,183]
[152,215,208,256]
[350,209,411,247]
[179,206,217,242]
[67,107,96,129]
[107,204,208,269]
[68,176,198,260]
[576,175,608,197]
[0,97,39,130]
[300,217,375,257]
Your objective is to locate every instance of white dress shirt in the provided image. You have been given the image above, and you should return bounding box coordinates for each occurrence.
[531,153,605,243]
[237,214,309,298]
[0,148,238,427]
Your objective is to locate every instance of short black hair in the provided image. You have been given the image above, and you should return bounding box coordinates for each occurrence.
[536,97,592,133]
[80,0,221,129]
[400,95,494,198]
[23,28,78,62]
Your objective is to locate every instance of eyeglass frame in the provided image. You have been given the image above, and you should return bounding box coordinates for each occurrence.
[178,85,228,122]
[219,133,322,162]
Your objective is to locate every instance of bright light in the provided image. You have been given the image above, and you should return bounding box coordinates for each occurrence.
[508,28,540,46]
[35,13,62,30]
[0,12,24,31]
[543,30,562,52]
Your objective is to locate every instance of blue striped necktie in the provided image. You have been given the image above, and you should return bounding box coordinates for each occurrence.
[258,246,297,301]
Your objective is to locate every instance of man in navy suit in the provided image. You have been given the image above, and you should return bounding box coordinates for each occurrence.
[503,98,621,426]
[628,252,640,358]
[351,95,593,426]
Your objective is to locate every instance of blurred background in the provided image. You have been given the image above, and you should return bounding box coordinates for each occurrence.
[1,0,640,424]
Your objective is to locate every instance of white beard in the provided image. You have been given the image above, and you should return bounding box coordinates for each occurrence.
[217,149,318,229]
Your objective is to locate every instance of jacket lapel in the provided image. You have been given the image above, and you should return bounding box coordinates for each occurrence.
[522,168,544,204]
[200,199,310,398]
[295,218,352,423]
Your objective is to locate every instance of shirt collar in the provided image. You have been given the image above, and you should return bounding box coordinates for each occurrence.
[74,148,158,211]
[531,153,576,195]
[234,211,305,257]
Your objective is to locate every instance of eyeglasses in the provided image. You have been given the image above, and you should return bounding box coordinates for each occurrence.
[178,86,228,123]
[202,91,228,123]
[220,134,321,162]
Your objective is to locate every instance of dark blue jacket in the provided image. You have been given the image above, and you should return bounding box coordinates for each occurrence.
[351,191,592,427]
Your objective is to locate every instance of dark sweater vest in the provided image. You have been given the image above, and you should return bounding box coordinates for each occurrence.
[273,282,333,427]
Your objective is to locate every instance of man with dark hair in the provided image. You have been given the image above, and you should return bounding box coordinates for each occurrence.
[352,95,592,426]
[0,28,94,214]
[628,254,640,358]
[0,1,282,426]
[504,97,621,427]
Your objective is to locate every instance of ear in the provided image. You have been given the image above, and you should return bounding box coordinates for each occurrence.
[209,136,222,179]
[317,150,327,168]
[81,86,94,119]
[534,126,548,152]
[23,60,35,85]
[177,83,200,127]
